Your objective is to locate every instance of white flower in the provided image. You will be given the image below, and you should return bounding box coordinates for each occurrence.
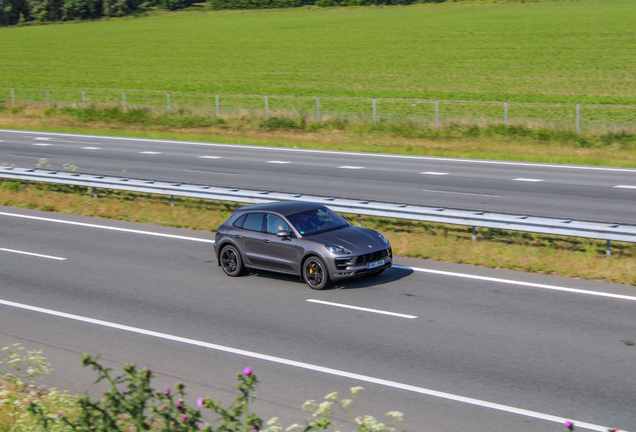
[324,391,338,400]
[341,398,353,408]
[350,386,364,394]
[285,424,302,432]
[385,411,403,419]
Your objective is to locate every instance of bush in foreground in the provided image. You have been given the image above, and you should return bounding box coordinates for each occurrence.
[1,344,405,432]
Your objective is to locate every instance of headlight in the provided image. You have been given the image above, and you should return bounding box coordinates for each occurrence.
[325,244,351,254]
[377,232,389,244]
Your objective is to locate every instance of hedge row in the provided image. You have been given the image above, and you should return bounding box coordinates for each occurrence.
[207,0,444,10]
[0,0,194,26]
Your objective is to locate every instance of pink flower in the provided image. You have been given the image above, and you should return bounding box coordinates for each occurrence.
[163,387,170,395]
[243,367,253,376]
[564,421,574,430]
[181,415,188,421]
[56,414,62,418]
[175,403,182,409]
[198,424,206,430]
[178,398,184,404]
[161,404,167,409]
[197,397,205,407]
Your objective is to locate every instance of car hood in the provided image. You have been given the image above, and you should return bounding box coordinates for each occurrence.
[309,226,388,254]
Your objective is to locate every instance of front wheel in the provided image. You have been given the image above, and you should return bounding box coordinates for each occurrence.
[220,245,244,277]
[303,256,330,290]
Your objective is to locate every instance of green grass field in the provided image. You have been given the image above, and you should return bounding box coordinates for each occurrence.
[1,0,635,107]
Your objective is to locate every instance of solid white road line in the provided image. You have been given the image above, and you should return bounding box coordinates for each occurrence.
[513,178,544,182]
[338,166,364,169]
[393,265,636,302]
[139,151,161,155]
[306,299,417,319]
[0,212,215,244]
[422,189,499,198]
[4,129,636,172]
[2,210,633,302]
[0,248,66,260]
[0,298,618,432]
[420,172,448,175]
[614,185,636,189]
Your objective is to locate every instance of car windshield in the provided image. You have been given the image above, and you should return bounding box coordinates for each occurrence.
[287,207,348,236]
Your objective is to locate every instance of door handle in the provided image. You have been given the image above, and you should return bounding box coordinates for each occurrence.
[235,235,243,238]
[264,240,272,243]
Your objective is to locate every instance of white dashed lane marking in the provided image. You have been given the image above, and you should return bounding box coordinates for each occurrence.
[420,172,449,175]
[614,185,636,189]
[198,156,222,159]
[422,189,500,197]
[0,248,66,261]
[338,166,364,169]
[139,151,161,155]
[267,161,291,164]
[307,299,417,319]
[513,178,544,182]
[33,144,52,146]
[81,147,101,150]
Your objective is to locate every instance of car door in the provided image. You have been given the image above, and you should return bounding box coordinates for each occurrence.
[233,212,268,268]
[261,213,301,274]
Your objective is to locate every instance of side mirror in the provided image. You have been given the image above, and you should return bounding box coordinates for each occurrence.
[277,230,291,238]
[342,216,349,222]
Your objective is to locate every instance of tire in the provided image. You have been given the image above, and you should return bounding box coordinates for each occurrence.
[303,256,330,290]
[220,244,244,277]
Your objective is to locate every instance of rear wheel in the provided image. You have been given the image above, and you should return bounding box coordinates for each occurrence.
[220,245,244,277]
[303,256,330,290]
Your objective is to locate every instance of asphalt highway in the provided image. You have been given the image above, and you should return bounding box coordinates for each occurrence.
[1,206,635,431]
[1,129,635,224]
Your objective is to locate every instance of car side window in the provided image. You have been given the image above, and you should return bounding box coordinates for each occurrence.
[241,212,264,232]
[266,214,292,235]
[233,214,247,228]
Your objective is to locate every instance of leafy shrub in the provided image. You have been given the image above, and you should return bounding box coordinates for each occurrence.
[0,181,22,191]
[259,117,298,129]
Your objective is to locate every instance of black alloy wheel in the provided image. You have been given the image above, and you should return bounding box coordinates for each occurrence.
[220,245,244,277]
[303,256,330,290]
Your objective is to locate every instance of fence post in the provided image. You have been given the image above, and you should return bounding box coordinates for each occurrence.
[504,101,508,126]
[357,215,362,227]
[215,94,220,117]
[472,226,477,242]
[435,100,439,128]
[265,95,269,119]
[122,91,126,110]
[372,98,377,126]
[92,187,98,199]
[46,89,50,106]
[167,92,171,113]
[316,96,321,122]
[606,240,611,258]
[11,88,15,104]
[576,103,581,133]
[82,90,86,108]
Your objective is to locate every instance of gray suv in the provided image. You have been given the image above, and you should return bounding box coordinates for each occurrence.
[214,201,392,289]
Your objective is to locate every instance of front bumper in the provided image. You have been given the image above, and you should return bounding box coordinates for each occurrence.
[330,246,392,280]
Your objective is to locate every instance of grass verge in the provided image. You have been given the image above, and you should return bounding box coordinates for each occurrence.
[2,180,634,286]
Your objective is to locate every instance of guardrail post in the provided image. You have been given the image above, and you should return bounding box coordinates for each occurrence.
[265,95,269,119]
[46,89,50,106]
[25,180,29,190]
[372,98,377,126]
[435,100,440,128]
[82,90,86,108]
[215,94,220,117]
[92,187,98,199]
[170,195,174,207]
[316,96,321,122]
[167,92,171,113]
[606,240,611,258]
[122,91,126,110]
[504,101,508,126]
[576,103,581,134]
[357,215,362,227]
[11,88,15,104]
[472,226,477,241]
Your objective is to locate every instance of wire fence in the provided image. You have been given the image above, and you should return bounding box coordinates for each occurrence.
[3,87,636,133]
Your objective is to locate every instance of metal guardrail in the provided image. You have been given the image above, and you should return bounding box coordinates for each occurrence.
[2,166,635,249]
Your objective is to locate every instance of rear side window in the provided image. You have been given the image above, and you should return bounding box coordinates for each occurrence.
[236,212,264,232]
